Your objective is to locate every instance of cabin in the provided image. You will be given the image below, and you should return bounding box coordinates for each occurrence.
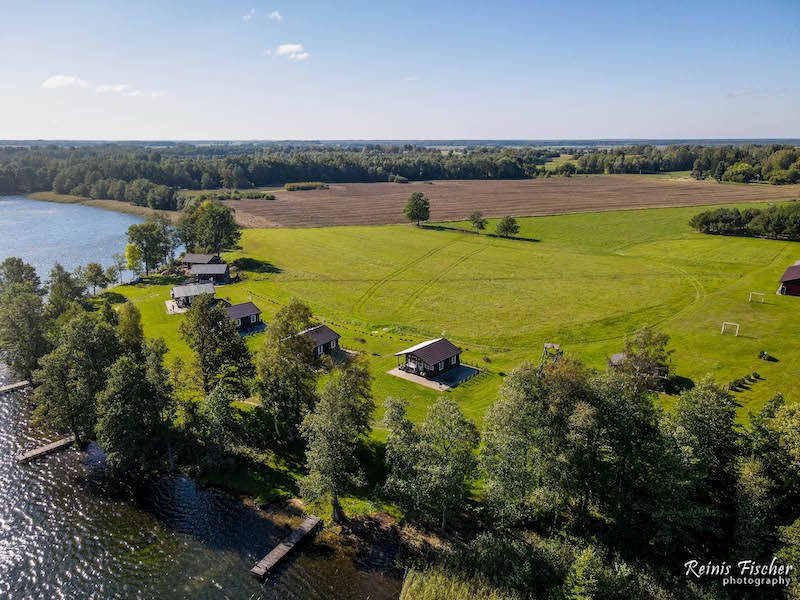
[226,302,262,330]
[180,253,223,268]
[170,282,215,308]
[300,324,341,356]
[779,264,800,296]
[189,262,230,284]
[394,338,462,378]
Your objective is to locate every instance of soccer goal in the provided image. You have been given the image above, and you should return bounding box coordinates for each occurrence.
[749,292,765,303]
[721,322,740,336]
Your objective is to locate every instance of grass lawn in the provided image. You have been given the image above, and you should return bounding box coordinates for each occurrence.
[105,202,800,431]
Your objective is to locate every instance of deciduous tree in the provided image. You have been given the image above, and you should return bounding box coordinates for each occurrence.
[404,192,430,226]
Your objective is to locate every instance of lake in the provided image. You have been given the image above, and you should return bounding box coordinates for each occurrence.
[0,195,144,281]
[0,196,401,599]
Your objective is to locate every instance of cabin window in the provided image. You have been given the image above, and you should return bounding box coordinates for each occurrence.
[332,339,337,348]
[317,345,323,356]
[250,314,257,323]
[236,318,241,327]
[451,356,457,365]
[438,361,444,370]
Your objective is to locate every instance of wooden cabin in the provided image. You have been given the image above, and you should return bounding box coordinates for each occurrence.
[170,283,215,308]
[395,338,462,378]
[189,262,230,284]
[779,264,800,296]
[226,302,262,330]
[300,324,341,356]
[180,253,223,268]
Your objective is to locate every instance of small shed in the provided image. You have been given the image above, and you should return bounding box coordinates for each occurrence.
[779,264,800,296]
[300,324,341,356]
[395,338,462,378]
[170,283,215,308]
[180,253,223,267]
[189,262,230,284]
[226,302,262,330]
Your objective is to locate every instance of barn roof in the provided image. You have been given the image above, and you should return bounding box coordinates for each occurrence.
[181,253,218,264]
[226,302,261,320]
[395,338,462,365]
[780,265,800,283]
[299,324,341,347]
[171,283,215,298]
[189,263,229,275]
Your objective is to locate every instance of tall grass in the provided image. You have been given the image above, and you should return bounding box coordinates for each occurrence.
[400,566,521,600]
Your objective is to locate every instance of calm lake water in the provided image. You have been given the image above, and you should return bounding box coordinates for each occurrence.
[0,196,401,599]
[0,195,144,280]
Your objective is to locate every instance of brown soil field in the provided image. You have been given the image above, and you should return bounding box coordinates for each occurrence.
[226,176,800,228]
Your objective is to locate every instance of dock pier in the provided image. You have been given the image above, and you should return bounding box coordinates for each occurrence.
[16,436,76,463]
[0,380,31,394]
[251,515,323,579]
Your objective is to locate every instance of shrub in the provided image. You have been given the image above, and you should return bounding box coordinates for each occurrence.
[393,175,409,183]
[284,182,329,191]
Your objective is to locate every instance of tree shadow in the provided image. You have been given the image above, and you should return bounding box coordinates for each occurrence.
[666,375,694,394]
[419,224,539,242]
[99,291,128,305]
[135,275,189,287]
[232,257,282,274]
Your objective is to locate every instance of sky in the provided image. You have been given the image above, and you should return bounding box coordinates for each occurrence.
[0,0,798,140]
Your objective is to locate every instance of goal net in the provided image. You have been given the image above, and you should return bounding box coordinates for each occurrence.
[721,322,740,336]
[749,292,765,303]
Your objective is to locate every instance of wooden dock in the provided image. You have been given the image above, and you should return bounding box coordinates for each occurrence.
[251,515,323,579]
[16,435,76,463]
[0,380,30,394]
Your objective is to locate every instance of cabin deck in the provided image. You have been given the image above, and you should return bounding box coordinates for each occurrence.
[251,515,323,579]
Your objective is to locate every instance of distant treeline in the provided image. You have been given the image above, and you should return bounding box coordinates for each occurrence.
[689,203,800,240]
[575,144,800,183]
[1,143,798,210]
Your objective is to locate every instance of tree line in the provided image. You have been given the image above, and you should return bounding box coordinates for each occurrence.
[574,144,800,183]
[689,203,800,240]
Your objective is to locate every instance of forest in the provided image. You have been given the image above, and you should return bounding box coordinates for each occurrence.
[0,142,797,210]
[689,203,800,239]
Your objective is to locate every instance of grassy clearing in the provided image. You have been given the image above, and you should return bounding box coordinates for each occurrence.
[105,202,800,430]
[28,192,176,220]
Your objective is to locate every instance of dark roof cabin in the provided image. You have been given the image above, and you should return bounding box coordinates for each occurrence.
[189,262,230,284]
[300,324,341,356]
[395,338,462,378]
[226,302,262,330]
[779,264,800,296]
[180,253,223,267]
[170,282,215,307]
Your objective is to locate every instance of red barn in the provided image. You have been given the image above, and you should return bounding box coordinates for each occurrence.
[779,264,800,296]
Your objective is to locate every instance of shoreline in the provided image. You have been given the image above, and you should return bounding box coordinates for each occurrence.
[27,192,177,221]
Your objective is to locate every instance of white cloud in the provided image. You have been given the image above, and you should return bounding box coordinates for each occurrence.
[728,88,755,97]
[96,83,162,98]
[42,74,88,89]
[274,43,309,61]
[242,8,255,22]
[269,10,282,22]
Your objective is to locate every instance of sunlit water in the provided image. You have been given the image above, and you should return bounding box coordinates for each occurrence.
[0,196,401,599]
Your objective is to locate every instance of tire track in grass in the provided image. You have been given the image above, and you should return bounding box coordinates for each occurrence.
[391,237,495,317]
[351,237,463,314]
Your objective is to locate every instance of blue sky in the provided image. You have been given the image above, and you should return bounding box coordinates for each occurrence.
[0,0,797,139]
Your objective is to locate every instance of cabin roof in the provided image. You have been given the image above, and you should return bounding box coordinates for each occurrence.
[189,263,229,275]
[780,265,800,283]
[171,283,215,297]
[299,324,341,347]
[180,253,218,264]
[226,301,262,320]
[394,337,462,365]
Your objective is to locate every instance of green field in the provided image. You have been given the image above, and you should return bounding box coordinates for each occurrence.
[108,202,800,429]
